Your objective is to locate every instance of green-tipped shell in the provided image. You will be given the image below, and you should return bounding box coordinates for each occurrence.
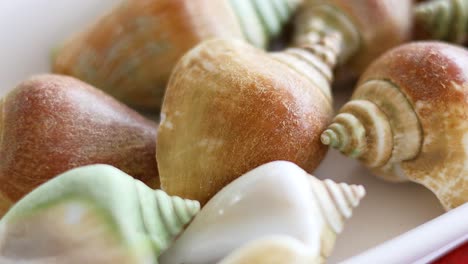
[0,165,200,262]
[321,80,422,182]
[229,0,301,48]
[415,0,468,43]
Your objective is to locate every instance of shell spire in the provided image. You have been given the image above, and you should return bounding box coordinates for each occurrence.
[270,2,360,102]
[320,99,394,168]
[310,177,365,234]
[134,181,201,255]
[309,177,365,259]
[321,80,422,182]
[414,0,468,43]
[228,0,302,48]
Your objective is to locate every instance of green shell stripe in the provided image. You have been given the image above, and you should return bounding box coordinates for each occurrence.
[229,0,268,48]
[251,0,282,36]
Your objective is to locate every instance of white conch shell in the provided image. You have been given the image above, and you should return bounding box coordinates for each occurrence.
[218,236,320,264]
[159,161,365,264]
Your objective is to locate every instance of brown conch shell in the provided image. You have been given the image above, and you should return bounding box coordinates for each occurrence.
[52,0,301,110]
[157,0,412,205]
[0,74,159,216]
[322,42,468,210]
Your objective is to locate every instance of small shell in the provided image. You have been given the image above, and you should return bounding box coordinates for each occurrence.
[218,236,321,264]
[159,161,365,264]
[322,42,468,210]
[0,165,200,262]
[415,0,468,44]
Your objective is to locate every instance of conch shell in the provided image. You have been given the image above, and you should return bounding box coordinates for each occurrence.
[218,236,320,264]
[414,0,468,44]
[0,74,159,217]
[52,0,301,110]
[159,161,365,264]
[322,42,468,210]
[158,0,411,205]
[0,165,200,263]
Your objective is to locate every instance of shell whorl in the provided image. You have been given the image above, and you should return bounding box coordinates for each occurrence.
[309,177,365,235]
[415,0,468,43]
[136,181,200,254]
[293,3,360,65]
[154,190,200,237]
[322,80,422,181]
[269,3,360,102]
[228,0,301,48]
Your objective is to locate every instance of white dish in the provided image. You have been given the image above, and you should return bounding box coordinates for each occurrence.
[0,1,455,262]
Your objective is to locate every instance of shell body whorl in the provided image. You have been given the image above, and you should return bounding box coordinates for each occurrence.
[158,39,332,205]
[0,165,200,262]
[53,0,298,110]
[324,42,468,210]
[415,0,468,44]
[218,236,321,264]
[0,74,159,217]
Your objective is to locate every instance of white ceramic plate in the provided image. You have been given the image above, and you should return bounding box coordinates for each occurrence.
[0,1,452,262]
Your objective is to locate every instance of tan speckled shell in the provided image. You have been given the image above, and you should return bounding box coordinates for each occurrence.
[157,39,332,205]
[0,74,159,217]
[53,0,244,110]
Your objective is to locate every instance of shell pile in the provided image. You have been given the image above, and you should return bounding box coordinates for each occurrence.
[1,0,467,263]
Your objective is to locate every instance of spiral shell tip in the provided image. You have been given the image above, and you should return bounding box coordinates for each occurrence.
[321,129,338,147]
[353,185,366,201]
